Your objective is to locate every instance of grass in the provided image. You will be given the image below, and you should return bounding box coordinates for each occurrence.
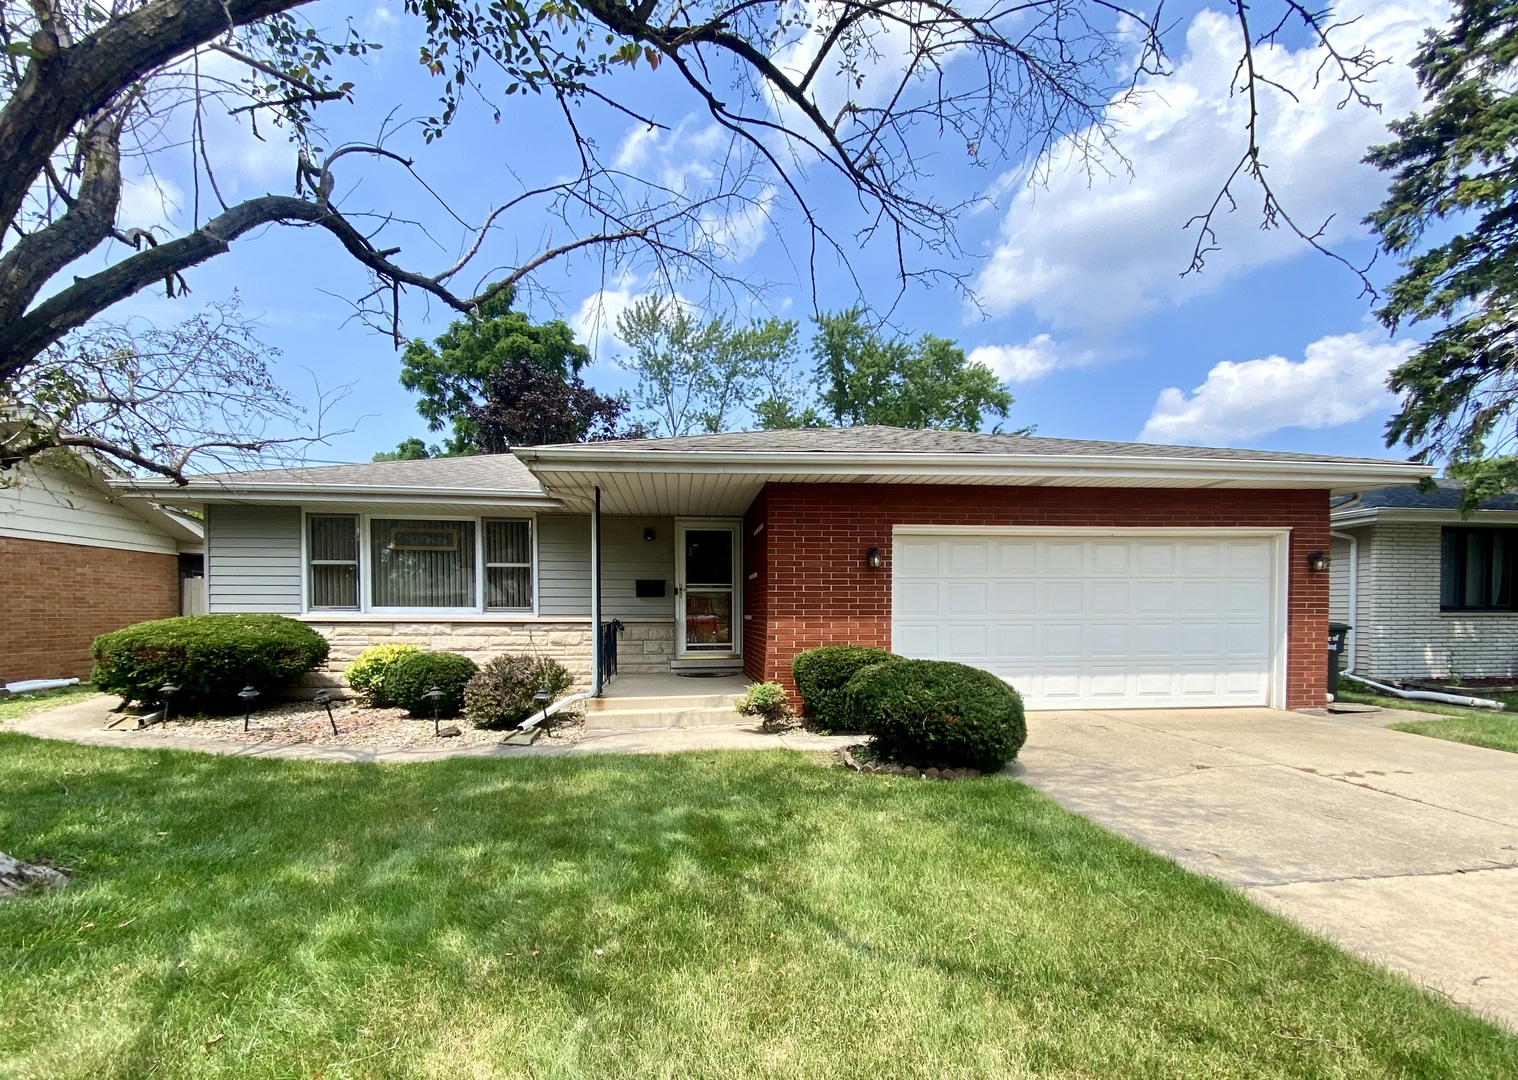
[0,683,102,722]
[1,736,1513,1079]
[1336,686,1518,755]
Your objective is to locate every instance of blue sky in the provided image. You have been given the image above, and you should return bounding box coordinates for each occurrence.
[108,0,1446,465]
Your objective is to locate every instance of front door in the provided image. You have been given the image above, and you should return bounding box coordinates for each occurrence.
[675,521,740,657]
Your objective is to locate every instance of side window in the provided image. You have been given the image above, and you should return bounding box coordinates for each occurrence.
[484,519,533,611]
[308,515,360,610]
[1441,527,1518,612]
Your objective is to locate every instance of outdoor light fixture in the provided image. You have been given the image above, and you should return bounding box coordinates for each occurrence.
[423,685,446,737]
[158,683,178,725]
[1306,550,1331,573]
[238,685,260,732]
[643,527,657,542]
[534,688,552,727]
[867,547,883,569]
[313,688,339,737]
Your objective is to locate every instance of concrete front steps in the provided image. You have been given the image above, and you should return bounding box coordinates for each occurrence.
[584,688,745,731]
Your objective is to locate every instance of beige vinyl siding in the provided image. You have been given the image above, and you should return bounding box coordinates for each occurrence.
[536,514,676,620]
[207,504,303,613]
[0,462,179,554]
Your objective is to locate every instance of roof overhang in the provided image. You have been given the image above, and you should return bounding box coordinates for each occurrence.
[1331,506,1518,528]
[513,446,1435,516]
[110,477,562,511]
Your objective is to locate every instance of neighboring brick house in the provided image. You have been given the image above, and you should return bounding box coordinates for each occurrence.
[1,455,203,683]
[120,428,1427,713]
[1331,481,1518,681]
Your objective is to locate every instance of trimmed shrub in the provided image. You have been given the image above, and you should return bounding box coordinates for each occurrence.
[91,614,330,711]
[791,645,899,729]
[344,643,423,706]
[735,681,797,732]
[463,655,575,730]
[846,659,1026,772]
[385,651,479,718]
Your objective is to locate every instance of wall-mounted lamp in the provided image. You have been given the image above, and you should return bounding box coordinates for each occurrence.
[643,527,656,542]
[867,546,883,569]
[1306,550,1331,573]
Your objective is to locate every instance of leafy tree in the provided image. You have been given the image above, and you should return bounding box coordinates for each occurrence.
[1368,0,1518,505]
[372,438,436,462]
[399,293,590,455]
[808,308,1019,432]
[0,0,1388,480]
[464,360,643,450]
[616,296,799,436]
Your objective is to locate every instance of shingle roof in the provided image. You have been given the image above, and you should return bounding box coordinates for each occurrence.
[539,425,1407,465]
[1353,478,1518,511]
[186,453,543,493]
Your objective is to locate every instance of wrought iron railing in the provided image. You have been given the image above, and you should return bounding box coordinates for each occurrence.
[599,619,625,682]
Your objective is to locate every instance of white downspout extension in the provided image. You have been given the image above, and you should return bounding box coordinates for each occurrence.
[1329,530,1358,673]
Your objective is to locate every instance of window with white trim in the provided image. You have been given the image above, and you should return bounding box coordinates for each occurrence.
[307,515,359,610]
[371,518,476,609]
[484,518,533,611]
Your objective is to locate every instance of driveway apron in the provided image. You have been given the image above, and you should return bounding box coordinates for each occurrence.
[1017,707,1518,1030]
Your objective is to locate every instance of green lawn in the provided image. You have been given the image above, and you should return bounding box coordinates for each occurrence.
[1336,686,1518,754]
[0,683,102,721]
[0,735,1512,1079]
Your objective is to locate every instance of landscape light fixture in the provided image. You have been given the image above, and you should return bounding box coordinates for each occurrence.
[534,688,552,728]
[238,685,260,732]
[158,683,178,725]
[423,685,446,737]
[867,547,883,569]
[1306,550,1331,573]
[313,688,339,736]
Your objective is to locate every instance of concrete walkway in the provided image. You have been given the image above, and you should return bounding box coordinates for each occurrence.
[1017,707,1518,1030]
[6,697,858,763]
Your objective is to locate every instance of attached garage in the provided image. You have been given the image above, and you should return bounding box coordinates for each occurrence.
[891,528,1286,710]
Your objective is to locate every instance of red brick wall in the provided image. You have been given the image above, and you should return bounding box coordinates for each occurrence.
[0,536,180,682]
[743,483,1331,710]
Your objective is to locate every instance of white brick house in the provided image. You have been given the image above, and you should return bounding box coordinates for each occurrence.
[1331,481,1518,680]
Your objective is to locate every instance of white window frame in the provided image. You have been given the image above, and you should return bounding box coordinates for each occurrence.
[303,513,361,612]
[301,510,538,617]
[482,517,539,613]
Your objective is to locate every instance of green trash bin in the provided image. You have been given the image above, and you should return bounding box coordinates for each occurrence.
[1327,622,1352,697]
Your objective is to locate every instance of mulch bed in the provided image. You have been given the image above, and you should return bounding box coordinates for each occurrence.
[130,698,583,750]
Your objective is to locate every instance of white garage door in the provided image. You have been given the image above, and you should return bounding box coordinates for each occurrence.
[892,531,1280,710]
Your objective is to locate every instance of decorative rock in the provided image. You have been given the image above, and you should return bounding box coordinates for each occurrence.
[437,725,462,738]
[0,851,67,899]
[924,768,941,780]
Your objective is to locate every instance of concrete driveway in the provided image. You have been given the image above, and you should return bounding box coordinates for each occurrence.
[1016,707,1518,1030]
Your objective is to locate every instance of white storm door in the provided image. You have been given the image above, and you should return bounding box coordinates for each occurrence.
[891,530,1281,710]
[675,521,741,657]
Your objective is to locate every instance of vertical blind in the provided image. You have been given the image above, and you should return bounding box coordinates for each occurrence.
[308,515,359,609]
[371,518,476,608]
[485,519,533,610]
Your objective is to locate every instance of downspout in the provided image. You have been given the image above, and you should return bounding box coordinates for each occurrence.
[591,485,603,697]
[1329,530,1358,672]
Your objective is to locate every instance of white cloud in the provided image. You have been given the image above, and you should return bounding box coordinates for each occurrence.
[1139,329,1417,444]
[118,171,184,233]
[571,279,641,361]
[967,334,1095,383]
[615,124,661,171]
[972,0,1444,330]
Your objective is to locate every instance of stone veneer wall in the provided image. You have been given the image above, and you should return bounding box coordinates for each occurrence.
[300,618,675,693]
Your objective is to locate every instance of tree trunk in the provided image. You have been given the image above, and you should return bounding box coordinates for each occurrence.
[0,850,68,898]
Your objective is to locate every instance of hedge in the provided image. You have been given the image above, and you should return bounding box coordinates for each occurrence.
[91,614,330,711]
[386,651,479,718]
[845,658,1026,772]
[791,645,899,729]
[344,643,423,706]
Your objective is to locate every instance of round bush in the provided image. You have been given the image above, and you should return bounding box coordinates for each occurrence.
[791,645,899,729]
[464,655,575,730]
[91,614,330,711]
[735,681,796,732]
[846,659,1026,772]
[344,643,423,706]
[385,651,479,718]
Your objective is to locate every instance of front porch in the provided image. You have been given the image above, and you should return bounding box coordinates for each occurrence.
[586,670,749,731]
